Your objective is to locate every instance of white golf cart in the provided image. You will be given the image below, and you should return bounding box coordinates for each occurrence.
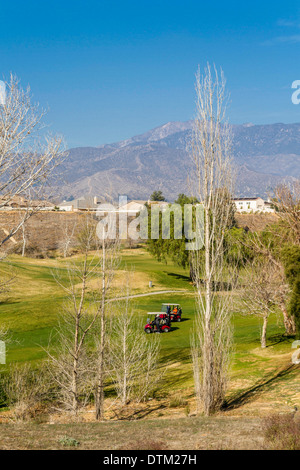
[161,303,182,322]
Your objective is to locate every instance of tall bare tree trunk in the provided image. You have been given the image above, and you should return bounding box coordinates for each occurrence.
[248,234,296,337]
[280,303,296,336]
[203,204,213,414]
[190,64,234,416]
[95,238,106,420]
[71,259,87,415]
[261,316,268,349]
[122,324,128,406]
[71,354,79,413]
[21,224,26,257]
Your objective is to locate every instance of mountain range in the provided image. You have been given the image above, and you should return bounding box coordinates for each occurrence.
[59,121,300,202]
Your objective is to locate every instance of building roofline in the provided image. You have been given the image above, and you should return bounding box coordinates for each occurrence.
[233,197,261,201]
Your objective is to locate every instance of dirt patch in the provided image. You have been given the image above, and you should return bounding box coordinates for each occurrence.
[0,211,84,255]
[235,213,279,232]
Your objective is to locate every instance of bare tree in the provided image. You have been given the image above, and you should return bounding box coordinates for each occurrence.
[107,277,162,407]
[241,259,279,348]
[60,218,77,258]
[273,181,300,245]
[246,232,296,335]
[0,74,66,251]
[190,64,235,416]
[48,212,120,418]
[21,224,26,257]
[3,363,50,421]
[94,232,120,420]
[48,217,103,415]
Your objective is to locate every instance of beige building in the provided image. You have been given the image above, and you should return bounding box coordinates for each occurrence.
[117,200,147,216]
[0,196,54,211]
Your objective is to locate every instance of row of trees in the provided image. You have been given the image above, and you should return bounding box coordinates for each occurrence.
[46,218,162,418]
[148,65,300,416]
[0,76,162,419]
[0,217,162,420]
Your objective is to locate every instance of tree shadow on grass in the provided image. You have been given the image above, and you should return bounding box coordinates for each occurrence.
[165,272,191,283]
[0,299,21,306]
[223,363,299,411]
[113,404,166,421]
[267,333,295,348]
[160,349,191,365]
[161,370,192,390]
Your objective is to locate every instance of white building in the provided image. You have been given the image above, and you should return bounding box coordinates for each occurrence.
[233,197,275,213]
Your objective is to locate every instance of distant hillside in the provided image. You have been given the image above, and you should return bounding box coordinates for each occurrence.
[59,121,300,201]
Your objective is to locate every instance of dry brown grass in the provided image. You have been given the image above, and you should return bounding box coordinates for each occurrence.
[235,213,279,232]
[263,413,300,450]
[118,439,169,450]
[0,416,263,450]
[74,269,162,293]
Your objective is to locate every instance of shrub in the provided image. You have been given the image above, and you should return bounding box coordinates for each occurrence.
[58,436,80,447]
[3,363,52,421]
[168,396,188,408]
[263,414,300,450]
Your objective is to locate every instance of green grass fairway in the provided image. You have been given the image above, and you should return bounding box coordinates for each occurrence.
[0,248,299,413]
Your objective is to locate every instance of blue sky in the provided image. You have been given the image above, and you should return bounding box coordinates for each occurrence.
[1,0,300,147]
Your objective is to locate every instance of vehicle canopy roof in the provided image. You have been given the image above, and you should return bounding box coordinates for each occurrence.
[161,303,180,306]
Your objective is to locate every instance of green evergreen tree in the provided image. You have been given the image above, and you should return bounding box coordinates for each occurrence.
[281,245,300,337]
[149,191,166,202]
